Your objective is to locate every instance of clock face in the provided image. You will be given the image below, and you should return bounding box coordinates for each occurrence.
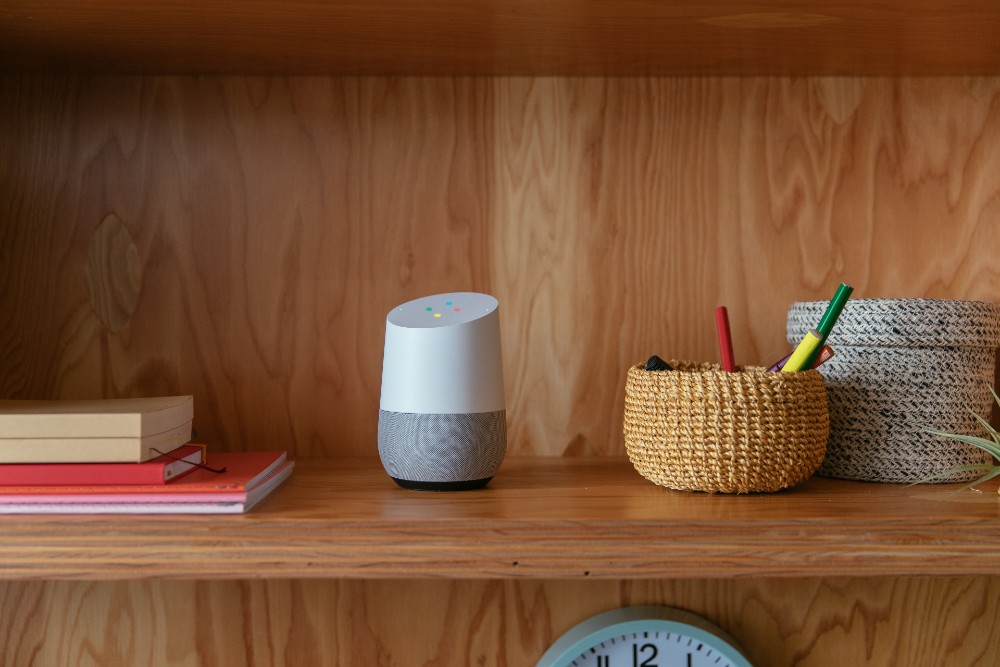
[537,606,753,667]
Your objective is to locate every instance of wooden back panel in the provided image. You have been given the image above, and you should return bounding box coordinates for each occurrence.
[3,577,999,666]
[2,76,998,456]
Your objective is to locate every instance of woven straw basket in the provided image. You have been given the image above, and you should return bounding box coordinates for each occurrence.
[787,298,1000,483]
[623,362,829,493]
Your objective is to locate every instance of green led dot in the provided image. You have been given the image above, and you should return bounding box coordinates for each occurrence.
[425,307,433,311]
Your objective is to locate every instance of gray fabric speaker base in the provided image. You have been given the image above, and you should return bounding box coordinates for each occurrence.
[378,409,507,487]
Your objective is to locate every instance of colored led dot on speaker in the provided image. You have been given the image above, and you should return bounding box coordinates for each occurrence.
[425,307,433,311]
[434,313,442,318]
[454,308,461,312]
[445,301,453,306]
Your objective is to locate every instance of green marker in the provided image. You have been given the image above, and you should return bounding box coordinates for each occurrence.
[803,282,853,367]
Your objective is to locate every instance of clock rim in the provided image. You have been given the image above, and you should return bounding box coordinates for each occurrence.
[535,604,753,667]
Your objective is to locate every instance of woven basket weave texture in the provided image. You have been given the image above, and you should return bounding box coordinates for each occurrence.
[623,362,829,493]
[786,298,1000,483]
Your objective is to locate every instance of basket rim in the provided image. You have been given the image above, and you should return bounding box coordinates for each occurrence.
[787,298,1000,348]
[792,297,1000,313]
[627,361,825,380]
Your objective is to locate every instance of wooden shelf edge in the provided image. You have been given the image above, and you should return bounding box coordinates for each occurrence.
[1,457,998,580]
[2,1,1000,76]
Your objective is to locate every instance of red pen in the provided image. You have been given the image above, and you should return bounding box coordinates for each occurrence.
[715,306,736,372]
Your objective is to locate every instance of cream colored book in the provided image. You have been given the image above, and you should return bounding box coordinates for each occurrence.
[0,396,194,463]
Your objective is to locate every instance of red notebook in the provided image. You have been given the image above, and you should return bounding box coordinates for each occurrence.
[0,451,292,514]
[0,451,284,495]
[0,444,206,486]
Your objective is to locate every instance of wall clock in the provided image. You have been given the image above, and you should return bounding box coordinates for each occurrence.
[537,605,753,667]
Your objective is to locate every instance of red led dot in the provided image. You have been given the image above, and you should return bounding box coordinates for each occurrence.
[454,307,461,312]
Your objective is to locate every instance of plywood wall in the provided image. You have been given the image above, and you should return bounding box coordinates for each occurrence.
[2,76,998,457]
[2,577,999,666]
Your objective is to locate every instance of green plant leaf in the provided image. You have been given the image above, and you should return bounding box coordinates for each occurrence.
[909,463,997,485]
[954,466,1000,492]
[966,407,1000,446]
[909,464,1000,493]
[911,388,1000,491]
[922,427,1000,460]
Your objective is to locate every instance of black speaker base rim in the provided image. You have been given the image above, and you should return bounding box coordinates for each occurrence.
[391,476,493,491]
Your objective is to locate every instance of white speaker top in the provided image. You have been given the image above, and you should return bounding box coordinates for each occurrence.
[380,292,505,415]
[387,292,498,329]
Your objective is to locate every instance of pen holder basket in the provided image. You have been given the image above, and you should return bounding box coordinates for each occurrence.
[623,362,829,493]
[787,298,1000,483]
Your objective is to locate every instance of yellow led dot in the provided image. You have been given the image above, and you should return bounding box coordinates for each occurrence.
[434,313,442,318]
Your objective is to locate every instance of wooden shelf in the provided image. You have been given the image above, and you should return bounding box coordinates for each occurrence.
[2,457,999,580]
[2,1,1000,75]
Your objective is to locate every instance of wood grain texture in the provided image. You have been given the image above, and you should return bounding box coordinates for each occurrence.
[1,577,998,666]
[2,0,1000,75]
[0,76,493,456]
[1,458,999,581]
[86,213,143,333]
[2,76,999,457]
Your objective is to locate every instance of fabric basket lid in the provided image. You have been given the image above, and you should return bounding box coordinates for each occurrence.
[787,298,1000,349]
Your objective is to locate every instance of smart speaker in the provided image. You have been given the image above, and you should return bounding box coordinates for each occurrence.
[378,292,507,491]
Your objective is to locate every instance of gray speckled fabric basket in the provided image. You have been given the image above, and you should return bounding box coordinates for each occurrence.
[787,298,1000,483]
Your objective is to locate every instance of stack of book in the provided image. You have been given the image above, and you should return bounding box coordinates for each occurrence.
[0,396,293,513]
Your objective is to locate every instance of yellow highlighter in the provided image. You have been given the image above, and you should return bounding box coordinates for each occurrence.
[781,329,823,373]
